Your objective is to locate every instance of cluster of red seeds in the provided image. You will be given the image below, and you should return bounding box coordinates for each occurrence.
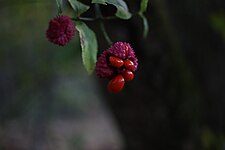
[96,42,138,94]
[107,56,136,93]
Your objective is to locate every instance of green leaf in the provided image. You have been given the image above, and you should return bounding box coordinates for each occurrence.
[138,0,149,38]
[55,0,62,14]
[210,13,225,40]
[140,14,149,38]
[68,0,90,16]
[92,0,131,19]
[92,0,107,5]
[75,21,98,74]
[139,0,149,13]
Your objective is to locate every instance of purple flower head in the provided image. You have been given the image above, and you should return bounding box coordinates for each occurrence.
[46,15,75,46]
[96,42,138,79]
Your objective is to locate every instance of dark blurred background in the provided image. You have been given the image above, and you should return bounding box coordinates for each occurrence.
[0,0,225,150]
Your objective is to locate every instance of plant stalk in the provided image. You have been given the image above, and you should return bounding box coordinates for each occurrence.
[94,4,113,46]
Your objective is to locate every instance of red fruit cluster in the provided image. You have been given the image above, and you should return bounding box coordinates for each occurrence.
[107,56,136,93]
[96,42,138,93]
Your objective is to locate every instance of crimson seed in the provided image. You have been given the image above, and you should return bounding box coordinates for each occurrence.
[109,56,124,68]
[124,60,135,70]
[107,75,125,93]
[123,70,134,81]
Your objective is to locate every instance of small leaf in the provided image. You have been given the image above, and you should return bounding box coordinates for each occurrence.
[68,0,90,16]
[92,0,131,19]
[76,21,98,74]
[138,0,149,38]
[55,0,62,14]
[140,14,149,38]
[139,0,149,13]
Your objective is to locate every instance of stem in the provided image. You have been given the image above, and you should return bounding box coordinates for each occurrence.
[95,4,113,46]
[71,17,96,21]
[100,21,113,45]
[71,16,117,22]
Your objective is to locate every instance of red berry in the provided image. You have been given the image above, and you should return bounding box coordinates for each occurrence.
[123,70,134,81]
[107,75,125,93]
[124,59,135,70]
[109,56,124,68]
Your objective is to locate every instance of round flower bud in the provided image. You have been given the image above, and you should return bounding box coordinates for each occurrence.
[46,15,75,46]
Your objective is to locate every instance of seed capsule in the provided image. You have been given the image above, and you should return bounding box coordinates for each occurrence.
[123,70,134,81]
[109,56,124,68]
[107,75,125,93]
[124,59,135,70]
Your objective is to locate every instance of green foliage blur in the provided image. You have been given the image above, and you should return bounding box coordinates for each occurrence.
[0,0,85,120]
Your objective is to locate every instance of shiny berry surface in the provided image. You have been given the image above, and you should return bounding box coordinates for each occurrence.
[124,60,135,70]
[107,75,125,93]
[123,70,134,81]
[109,56,124,68]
